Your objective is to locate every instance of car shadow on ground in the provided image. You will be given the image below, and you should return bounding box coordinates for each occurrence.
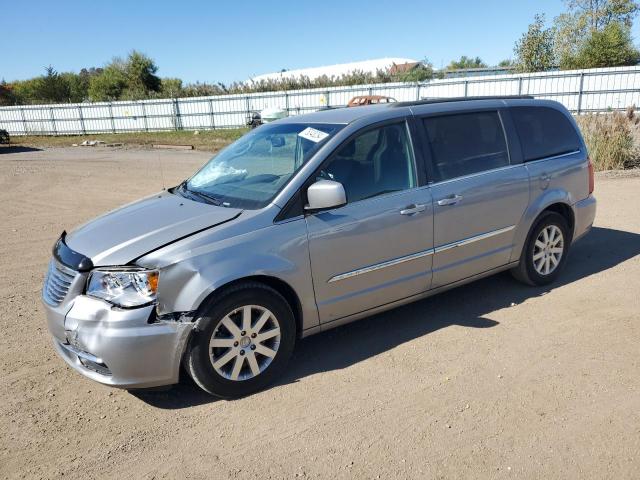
[133,226,640,409]
[0,145,42,154]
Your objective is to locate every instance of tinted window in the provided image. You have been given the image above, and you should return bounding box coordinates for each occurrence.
[511,106,581,162]
[423,111,509,182]
[319,122,416,203]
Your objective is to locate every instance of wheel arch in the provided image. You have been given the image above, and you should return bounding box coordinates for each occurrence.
[511,189,576,263]
[194,275,305,339]
[542,202,575,240]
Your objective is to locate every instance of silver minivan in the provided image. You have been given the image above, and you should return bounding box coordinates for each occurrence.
[43,97,596,398]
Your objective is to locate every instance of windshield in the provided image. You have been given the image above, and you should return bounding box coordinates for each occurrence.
[182,122,343,209]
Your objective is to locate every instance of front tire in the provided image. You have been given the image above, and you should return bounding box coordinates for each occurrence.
[186,282,296,399]
[511,211,571,286]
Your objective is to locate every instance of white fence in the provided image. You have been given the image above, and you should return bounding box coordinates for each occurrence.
[1,65,639,136]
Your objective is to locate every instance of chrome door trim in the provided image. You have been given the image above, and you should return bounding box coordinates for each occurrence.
[327,225,516,284]
[523,150,582,165]
[434,225,516,254]
[429,163,521,187]
[328,249,434,283]
[427,150,582,188]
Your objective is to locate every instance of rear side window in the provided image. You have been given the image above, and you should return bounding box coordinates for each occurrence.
[511,107,581,162]
[422,111,509,182]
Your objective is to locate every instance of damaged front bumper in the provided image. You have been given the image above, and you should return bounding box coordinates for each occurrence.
[45,295,193,389]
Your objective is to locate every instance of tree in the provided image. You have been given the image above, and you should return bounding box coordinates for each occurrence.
[498,59,516,67]
[554,0,639,68]
[399,63,434,82]
[447,56,487,70]
[160,78,183,98]
[573,20,640,67]
[514,14,556,72]
[554,11,589,67]
[88,51,160,101]
[35,66,71,103]
[121,51,161,99]
[59,72,88,103]
[88,62,127,101]
[568,0,638,30]
[0,80,17,106]
[390,59,435,82]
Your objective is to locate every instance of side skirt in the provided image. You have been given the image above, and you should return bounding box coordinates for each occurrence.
[299,261,519,338]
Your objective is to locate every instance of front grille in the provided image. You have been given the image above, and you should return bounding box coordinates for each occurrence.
[43,260,77,306]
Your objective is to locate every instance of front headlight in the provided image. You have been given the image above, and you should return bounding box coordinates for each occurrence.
[87,268,159,307]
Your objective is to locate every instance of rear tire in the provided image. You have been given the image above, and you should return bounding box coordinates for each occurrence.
[186,282,296,399]
[511,211,571,286]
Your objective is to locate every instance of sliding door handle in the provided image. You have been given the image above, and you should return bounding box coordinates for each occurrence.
[437,194,463,206]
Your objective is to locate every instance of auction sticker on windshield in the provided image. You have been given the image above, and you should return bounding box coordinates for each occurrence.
[298,127,329,143]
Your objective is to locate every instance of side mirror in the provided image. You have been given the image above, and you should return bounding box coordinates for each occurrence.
[305,180,346,211]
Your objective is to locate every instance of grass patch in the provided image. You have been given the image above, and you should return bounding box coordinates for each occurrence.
[10,129,247,153]
[576,110,640,171]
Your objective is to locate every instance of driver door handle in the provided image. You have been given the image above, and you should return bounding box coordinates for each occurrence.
[437,194,463,206]
[400,203,427,215]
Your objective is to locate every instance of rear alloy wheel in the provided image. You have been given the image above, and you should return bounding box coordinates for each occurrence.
[511,211,571,286]
[187,283,296,398]
[532,225,564,276]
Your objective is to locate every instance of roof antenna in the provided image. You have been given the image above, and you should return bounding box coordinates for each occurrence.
[158,151,166,190]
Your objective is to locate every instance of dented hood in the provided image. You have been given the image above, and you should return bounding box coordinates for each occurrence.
[65,191,241,266]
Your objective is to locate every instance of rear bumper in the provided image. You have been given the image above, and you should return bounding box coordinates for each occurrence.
[45,295,193,389]
[573,194,597,242]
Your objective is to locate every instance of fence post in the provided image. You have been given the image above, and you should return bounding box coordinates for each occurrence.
[49,107,57,136]
[208,99,216,129]
[245,96,251,122]
[577,72,585,114]
[140,102,149,132]
[108,103,116,133]
[173,98,183,131]
[284,92,290,115]
[463,80,469,97]
[19,107,28,135]
[325,90,330,108]
[78,105,86,135]
[518,77,523,95]
[416,83,421,101]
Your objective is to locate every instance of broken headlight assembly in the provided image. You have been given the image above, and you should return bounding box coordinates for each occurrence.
[86,268,159,308]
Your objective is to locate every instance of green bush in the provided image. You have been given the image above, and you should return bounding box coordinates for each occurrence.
[576,110,639,170]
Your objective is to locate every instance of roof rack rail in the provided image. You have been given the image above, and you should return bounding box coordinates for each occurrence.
[392,95,534,107]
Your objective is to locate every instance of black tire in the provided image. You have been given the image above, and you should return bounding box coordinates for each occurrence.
[186,282,296,399]
[511,211,571,286]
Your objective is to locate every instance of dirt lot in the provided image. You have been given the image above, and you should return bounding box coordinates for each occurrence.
[1,146,639,479]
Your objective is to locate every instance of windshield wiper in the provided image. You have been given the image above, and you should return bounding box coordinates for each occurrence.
[178,182,224,206]
[189,189,224,206]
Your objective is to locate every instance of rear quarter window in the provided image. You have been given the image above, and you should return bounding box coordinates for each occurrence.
[511,106,581,162]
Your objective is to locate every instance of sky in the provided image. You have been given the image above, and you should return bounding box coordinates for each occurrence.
[2,0,640,84]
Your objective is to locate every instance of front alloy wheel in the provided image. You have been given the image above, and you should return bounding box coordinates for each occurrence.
[209,305,281,381]
[187,282,296,398]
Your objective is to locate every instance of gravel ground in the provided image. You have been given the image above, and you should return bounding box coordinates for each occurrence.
[1,147,639,479]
